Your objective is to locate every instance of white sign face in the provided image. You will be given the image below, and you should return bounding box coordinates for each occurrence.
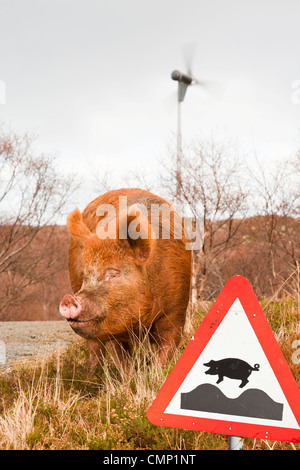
[165,299,299,430]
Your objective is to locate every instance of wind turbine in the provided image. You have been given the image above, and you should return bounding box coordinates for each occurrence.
[171,43,203,201]
[171,44,217,206]
[171,69,194,201]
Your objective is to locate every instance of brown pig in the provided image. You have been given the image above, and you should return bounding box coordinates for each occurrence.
[59,188,192,369]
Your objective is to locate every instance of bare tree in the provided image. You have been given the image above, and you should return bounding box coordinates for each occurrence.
[90,160,160,196]
[164,139,249,301]
[88,138,300,301]
[0,129,76,319]
[247,154,300,290]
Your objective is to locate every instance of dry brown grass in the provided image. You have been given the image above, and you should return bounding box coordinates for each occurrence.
[0,269,299,450]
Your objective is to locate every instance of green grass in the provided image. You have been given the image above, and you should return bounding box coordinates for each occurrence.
[0,286,299,450]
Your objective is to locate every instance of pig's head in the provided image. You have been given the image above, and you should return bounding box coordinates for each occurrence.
[203,360,217,375]
[59,205,155,341]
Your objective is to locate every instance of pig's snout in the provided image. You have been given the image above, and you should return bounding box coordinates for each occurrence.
[59,294,82,320]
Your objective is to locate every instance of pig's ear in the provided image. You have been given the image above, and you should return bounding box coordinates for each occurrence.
[117,204,154,263]
[67,207,92,247]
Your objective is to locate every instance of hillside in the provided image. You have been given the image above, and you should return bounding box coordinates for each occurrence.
[0,225,71,321]
[0,214,299,321]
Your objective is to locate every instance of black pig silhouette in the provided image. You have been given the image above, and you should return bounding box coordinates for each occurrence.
[204,358,260,388]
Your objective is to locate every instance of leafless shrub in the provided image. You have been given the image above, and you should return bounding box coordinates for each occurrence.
[0,128,77,319]
[247,154,300,285]
[164,139,249,301]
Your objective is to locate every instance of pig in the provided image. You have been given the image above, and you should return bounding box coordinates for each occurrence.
[204,358,260,388]
[59,188,192,369]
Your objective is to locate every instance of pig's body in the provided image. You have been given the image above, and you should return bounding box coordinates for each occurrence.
[204,358,260,388]
[60,188,192,368]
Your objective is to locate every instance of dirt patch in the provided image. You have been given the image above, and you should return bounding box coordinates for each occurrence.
[0,321,76,368]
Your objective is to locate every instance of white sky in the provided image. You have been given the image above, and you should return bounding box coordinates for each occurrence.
[1,0,300,210]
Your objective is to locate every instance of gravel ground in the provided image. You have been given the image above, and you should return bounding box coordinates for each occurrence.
[0,321,76,368]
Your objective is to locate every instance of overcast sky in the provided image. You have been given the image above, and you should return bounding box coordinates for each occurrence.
[1,0,300,209]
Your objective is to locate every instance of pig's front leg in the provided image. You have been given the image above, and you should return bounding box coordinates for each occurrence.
[150,315,184,366]
[108,340,131,374]
[87,339,106,370]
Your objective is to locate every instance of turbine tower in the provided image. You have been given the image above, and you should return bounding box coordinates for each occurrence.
[171,69,193,201]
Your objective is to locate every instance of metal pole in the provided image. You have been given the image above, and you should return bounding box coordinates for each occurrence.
[229,436,244,450]
[176,97,182,202]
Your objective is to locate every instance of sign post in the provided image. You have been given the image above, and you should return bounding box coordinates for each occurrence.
[229,436,243,450]
[147,276,300,447]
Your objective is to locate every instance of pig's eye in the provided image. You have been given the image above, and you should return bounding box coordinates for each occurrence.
[104,269,121,281]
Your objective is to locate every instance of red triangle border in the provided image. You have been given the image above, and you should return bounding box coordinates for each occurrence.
[147,276,300,443]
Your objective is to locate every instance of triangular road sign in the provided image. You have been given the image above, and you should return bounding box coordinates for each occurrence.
[147,276,300,442]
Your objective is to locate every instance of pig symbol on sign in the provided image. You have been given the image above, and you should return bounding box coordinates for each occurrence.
[204,358,260,388]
